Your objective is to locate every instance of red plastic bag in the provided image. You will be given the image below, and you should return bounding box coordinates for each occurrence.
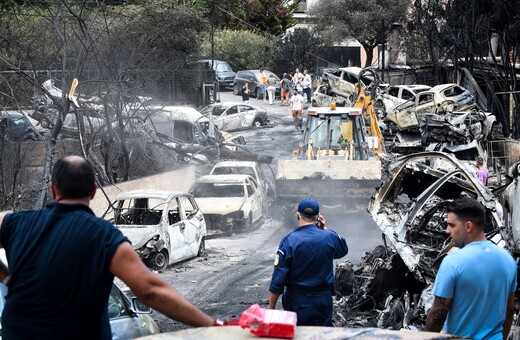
[239,304,297,339]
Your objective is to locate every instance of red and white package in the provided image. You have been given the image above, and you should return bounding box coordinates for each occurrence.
[238,304,297,339]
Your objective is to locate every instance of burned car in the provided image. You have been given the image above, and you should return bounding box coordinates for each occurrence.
[199,102,269,131]
[209,160,275,199]
[190,174,265,231]
[311,84,348,107]
[103,190,207,271]
[384,84,476,132]
[381,84,432,116]
[333,152,510,330]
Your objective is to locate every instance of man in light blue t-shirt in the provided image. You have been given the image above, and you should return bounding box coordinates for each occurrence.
[425,197,517,339]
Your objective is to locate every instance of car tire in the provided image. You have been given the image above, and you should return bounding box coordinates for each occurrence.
[233,84,240,95]
[252,118,263,127]
[197,238,206,257]
[148,249,169,271]
[255,88,260,99]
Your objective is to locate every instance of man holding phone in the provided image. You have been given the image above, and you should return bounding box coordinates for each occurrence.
[267,197,348,326]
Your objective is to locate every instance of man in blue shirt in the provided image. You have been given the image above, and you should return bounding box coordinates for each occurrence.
[425,197,517,339]
[268,197,348,326]
[0,155,216,339]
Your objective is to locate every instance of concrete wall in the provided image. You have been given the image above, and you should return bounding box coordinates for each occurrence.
[90,165,197,216]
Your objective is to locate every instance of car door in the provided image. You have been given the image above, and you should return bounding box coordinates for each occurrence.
[237,105,255,127]
[178,194,205,257]
[245,178,263,223]
[339,71,358,97]
[220,105,240,131]
[165,195,189,263]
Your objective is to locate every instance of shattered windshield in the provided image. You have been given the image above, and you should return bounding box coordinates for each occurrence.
[192,183,245,198]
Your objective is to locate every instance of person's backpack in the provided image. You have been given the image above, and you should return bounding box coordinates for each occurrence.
[282,79,291,90]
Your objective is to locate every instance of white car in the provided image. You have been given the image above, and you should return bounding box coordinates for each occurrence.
[209,161,274,198]
[190,174,265,231]
[381,84,432,114]
[103,190,207,271]
[199,102,269,132]
[387,83,476,131]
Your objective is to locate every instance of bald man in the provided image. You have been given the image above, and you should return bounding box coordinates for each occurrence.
[0,156,215,339]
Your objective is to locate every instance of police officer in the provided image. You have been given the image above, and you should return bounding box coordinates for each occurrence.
[267,197,348,326]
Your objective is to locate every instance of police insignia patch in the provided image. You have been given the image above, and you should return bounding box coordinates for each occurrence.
[274,254,279,266]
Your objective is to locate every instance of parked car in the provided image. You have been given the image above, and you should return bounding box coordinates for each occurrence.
[381,84,432,115]
[108,283,161,338]
[190,174,265,231]
[199,102,269,131]
[233,70,281,99]
[385,83,476,131]
[0,110,45,141]
[197,59,236,89]
[102,190,207,271]
[209,160,275,198]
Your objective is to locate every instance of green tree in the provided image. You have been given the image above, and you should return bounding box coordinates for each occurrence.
[310,0,408,67]
[271,29,324,74]
[198,29,275,70]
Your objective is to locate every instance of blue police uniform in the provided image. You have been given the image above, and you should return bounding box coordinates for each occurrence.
[269,223,348,326]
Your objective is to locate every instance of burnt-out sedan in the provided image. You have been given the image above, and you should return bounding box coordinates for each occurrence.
[103,190,207,271]
[199,102,269,131]
[190,174,265,231]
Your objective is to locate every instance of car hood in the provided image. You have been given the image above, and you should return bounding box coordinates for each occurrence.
[195,197,245,215]
[117,225,160,249]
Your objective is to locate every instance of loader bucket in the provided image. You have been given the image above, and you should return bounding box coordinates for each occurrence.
[275,159,381,211]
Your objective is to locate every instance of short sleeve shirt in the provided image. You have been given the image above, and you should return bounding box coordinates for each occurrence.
[269,224,348,295]
[290,94,304,111]
[0,202,129,339]
[433,241,517,339]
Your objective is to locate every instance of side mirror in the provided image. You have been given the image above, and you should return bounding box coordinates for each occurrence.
[131,297,152,314]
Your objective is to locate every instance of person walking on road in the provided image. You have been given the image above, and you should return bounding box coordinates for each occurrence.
[241,82,250,104]
[293,68,304,95]
[280,73,292,106]
[425,197,516,339]
[0,155,216,339]
[268,197,348,326]
[302,69,312,104]
[267,73,277,105]
[289,89,304,131]
[259,68,267,102]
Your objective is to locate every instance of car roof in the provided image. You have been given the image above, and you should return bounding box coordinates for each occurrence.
[212,161,258,167]
[0,110,25,119]
[113,190,187,201]
[428,83,460,91]
[390,85,431,91]
[144,106,202,122]
[196,174,253,183]
[337,66,363,75]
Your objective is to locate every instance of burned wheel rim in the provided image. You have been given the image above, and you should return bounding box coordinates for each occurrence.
[197,238,206,257]
[41,119,50,128]
[149,249,169,271]
[253,118,262,127]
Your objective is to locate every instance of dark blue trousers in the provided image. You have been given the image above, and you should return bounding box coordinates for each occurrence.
[282,289,333,326]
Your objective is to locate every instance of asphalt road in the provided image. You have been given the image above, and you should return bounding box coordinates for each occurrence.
[146,90,385,333]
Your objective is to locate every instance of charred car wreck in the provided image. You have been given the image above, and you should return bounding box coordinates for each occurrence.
[333,152,514,331]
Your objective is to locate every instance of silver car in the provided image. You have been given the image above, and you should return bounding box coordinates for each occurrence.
[199,102,269,131]
[108,284,160,339]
